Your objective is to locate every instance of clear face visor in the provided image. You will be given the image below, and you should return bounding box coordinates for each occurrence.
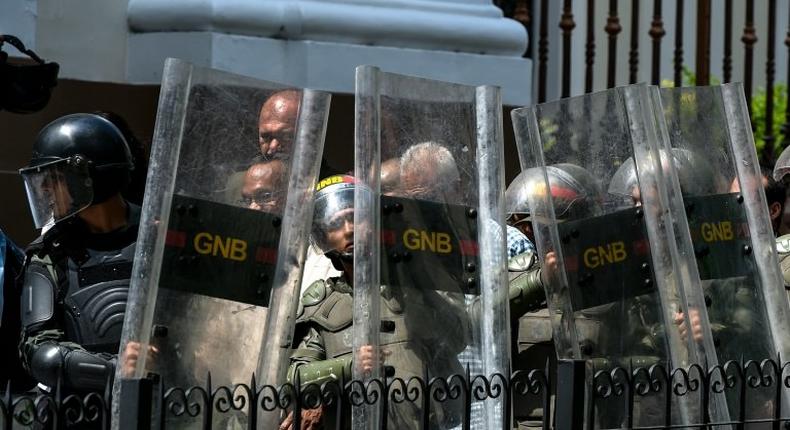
[311,187,355,254]
[19,158,94,228]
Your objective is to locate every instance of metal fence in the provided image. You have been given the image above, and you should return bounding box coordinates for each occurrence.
[495,0,790,165]
[5,357,790,429]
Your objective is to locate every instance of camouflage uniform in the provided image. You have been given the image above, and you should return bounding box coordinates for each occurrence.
[289,276,469,429]
[776,234,790,287]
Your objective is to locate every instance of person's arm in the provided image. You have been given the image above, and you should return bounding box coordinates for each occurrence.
[508,267,546,322]
[287,326,352,387]
[19,261,114,391]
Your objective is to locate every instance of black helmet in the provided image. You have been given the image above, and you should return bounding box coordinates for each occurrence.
[508,163,603,224]
[19,113,133,228]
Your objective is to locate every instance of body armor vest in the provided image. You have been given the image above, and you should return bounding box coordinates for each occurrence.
[62,243,133,353]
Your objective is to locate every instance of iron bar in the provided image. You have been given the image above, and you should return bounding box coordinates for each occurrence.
[695,0,712,85]
[764,0,777,163]
[742,0,757,115]
[783,0,790,148]
[605,0,622,88]
[649,0,665,85]
[585,0,596,93]
[560,0,576,98]
[538,0,549,103]
[723,0,733,83]
[629,0,640,84]
[673,0,684,86]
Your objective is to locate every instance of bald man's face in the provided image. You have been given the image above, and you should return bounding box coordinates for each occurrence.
[258,92,300,157]
[242,161,286,213]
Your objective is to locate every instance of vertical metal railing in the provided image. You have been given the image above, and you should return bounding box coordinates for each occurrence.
[605,0,622,89]
[497,0,790,163]
[628,0,640,85]
[649,0,665,85]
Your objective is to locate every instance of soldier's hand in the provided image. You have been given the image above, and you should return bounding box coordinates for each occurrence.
[358,345,392,375]
[121,341,159,377]
[279,407,324,430]
[359,345,375,374]
[541,251,559,285]
[675,308,704,343]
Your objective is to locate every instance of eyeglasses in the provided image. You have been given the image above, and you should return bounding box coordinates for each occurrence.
[239,190,281,208]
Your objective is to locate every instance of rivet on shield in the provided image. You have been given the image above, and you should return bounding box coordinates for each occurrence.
[643,278,652,287]
[634,208,644,219]
[390,252,402,262]
[176,205,186,216]
[258,272,269,282]
[382,204,392,215]
[152,325,168,338]
[465,277,476,287]
[393,202,404,213]
[187,205,198,217]
[466,262,476,273]
[640,262,650,273]
[272,217,282,228]
[742,245,752,255]
[736,194,744,204]
[466,208,477,219]
[383,365,396,377]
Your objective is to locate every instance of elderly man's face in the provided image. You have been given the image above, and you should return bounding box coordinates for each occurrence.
[258,92,300,158]
[242,161,286,213]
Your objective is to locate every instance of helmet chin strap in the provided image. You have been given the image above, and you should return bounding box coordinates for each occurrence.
[325,249,354,271]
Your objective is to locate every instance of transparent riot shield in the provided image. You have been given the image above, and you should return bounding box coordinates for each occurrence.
[353,66,509,429]
[653,84,790,422]
[113,59,330,427]
[512,84,726,427]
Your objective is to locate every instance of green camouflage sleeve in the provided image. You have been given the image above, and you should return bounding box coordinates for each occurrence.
[287,326,353,387]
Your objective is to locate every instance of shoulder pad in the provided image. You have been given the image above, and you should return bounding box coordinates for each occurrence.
[302,280,328,307]
[20,263,56,329]
[296,286,353,332]
[508,249,537,272]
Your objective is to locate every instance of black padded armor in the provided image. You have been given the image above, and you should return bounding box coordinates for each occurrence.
[62,243,134,352]
[20,263,55,329]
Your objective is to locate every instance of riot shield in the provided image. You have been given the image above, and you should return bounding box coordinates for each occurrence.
[653,84,790,422]
[113,59,330,426]
[353,66,509,429]
[511,84,725,427]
